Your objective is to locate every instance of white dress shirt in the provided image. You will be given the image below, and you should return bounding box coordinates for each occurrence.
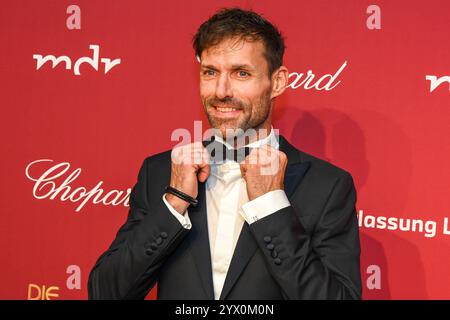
[162,127,291,299]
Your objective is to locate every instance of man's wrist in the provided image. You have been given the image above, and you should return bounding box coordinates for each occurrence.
[247,186,284,201]
[241,189,290,224]
[165,193,189,215]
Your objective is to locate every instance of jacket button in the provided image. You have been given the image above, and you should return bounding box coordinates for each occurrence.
[160,232,168,239]
[156,237,163,245]
[274,258,281,265]
[263,236,272,243]
[145,248,153,256]
[271,250,278,258]
[150,243,157,250]
[266,243,274,250]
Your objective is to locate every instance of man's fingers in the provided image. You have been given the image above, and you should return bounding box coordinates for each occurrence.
[197,162,210,182]
[173,142,210,165]
[196,146,211,182]
[244,147,272,166]
[239,163,247,178]
[240,145,285,176]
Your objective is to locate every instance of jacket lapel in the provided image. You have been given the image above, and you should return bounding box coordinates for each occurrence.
[186,181,215,299]
[218,220,258,300]
[219,135,311,299]
[284,163,311,200]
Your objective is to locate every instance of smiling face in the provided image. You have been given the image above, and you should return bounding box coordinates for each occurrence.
[199,37,286,140]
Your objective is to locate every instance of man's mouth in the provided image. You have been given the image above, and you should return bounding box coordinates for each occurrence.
[211,105,243,118]
[215,106,239,113]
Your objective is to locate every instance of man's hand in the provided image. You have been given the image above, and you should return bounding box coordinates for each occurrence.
[240,145,288,201]
[166,142,210,214]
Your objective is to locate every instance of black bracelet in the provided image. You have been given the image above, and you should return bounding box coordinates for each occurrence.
[165,186,199,207]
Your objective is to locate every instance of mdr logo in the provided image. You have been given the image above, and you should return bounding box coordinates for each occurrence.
[32,5,120,76]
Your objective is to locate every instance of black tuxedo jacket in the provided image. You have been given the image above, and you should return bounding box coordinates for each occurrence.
[88,135,362,300]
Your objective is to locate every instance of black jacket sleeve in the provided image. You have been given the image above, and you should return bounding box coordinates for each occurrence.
[88,158,190,300]
[248,172,362,300]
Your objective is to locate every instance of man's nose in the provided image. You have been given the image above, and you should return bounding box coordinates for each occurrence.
[215,74,233,99]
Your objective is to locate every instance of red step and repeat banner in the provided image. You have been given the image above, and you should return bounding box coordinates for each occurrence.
[1,0,449,300]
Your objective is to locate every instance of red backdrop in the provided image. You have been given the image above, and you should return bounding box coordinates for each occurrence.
[1,0,449,299]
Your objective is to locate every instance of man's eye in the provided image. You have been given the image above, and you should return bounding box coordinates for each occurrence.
[204,70,215,76]
[238,71,249,77]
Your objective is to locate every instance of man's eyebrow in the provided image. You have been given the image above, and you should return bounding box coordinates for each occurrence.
[230,64,254,70]
[200,64,219,71]
[200,64,255,70]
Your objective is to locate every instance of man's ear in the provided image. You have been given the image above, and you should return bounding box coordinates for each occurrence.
[270,66,289,99]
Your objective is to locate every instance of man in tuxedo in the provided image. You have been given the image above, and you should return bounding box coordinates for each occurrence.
[88,8,362,300]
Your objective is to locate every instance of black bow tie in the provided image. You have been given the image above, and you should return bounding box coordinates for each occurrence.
[204,137,252,164]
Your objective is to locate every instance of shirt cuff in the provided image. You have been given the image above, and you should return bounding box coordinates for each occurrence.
[240,189,291,224]
[162,194,192,229]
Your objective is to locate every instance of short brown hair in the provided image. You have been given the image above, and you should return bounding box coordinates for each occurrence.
[192,7,285,76]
